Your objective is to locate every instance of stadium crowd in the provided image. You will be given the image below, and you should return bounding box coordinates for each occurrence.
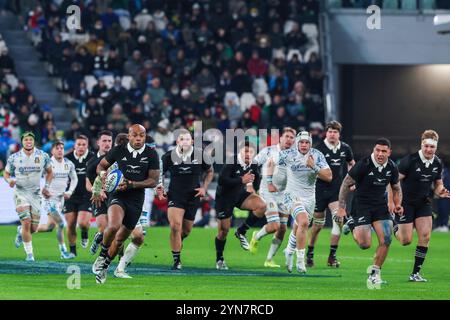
[25,1,323,148]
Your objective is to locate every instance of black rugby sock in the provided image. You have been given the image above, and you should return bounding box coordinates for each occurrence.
[307,246,314,258]
[413,246,428,274]
[172,251,181,264]
[81,229,88,240]
[215,237,226,262]
[70,245,77,256]
[329,245,338,258]
[237,213,259,235]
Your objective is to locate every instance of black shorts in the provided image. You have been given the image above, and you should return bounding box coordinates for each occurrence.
[64,196,92,214]
[396,199,432,224]
[215,190,252,220]
[93,202,108,217]
[168,195,200,221]
[352,201,391,227]
[315,188,339,212]
[108,193,144,230]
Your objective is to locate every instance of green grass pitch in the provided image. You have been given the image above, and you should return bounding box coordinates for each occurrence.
[0,225,449,300]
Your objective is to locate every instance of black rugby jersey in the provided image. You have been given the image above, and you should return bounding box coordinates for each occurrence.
[315,140,354,190]
[66,151,94,198]
[398,152,442,201]
[216,161,261,199]
[161,147,212,199]
[86,152,106,185]
[104,143,159,197]
[348,155,399,207]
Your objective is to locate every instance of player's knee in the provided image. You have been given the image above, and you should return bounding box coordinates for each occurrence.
[357,238,371,249]
[108,223,121,234]
[170,221,182,233]
[79,221,90,229]
[255,201,266,214]
[218,229,228,239]
[418,232,430,245]
[298,218,309,230]
[182,229,191,239]
[359,243,371,250]
[383,232,393,246]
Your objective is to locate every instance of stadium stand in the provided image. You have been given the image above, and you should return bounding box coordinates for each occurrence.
[0,0,326,158]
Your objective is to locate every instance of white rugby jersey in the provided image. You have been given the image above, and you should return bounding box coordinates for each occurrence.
[48,156,78,199]
[5,148,51,193]
[254,144,288,192]
[278,147,329,199]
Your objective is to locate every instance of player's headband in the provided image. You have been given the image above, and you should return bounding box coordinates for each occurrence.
[21,131,35,142]
[422,138,438,147]
[296,131,312,144]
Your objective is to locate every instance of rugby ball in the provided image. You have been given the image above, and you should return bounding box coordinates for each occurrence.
[104,169,124,193]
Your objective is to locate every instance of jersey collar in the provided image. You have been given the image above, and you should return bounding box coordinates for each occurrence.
[74,150,88,162]
[20,147,36,158]
[237,153,252,170]
[51,155,63,163]
[324,139,341,153]
[418,150,435,168]
[175,146,193,162]
[371,153,388,172]
[127,142,145,158]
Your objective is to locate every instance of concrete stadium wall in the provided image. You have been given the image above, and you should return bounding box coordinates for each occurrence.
[329,10,450,64]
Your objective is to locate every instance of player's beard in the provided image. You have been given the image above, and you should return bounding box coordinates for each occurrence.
[23,146,34,152]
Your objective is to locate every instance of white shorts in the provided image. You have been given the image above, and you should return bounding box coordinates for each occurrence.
[14,189,42,223]
[260,189,286,216]
[43,197,64,219]
[282,192,315,222]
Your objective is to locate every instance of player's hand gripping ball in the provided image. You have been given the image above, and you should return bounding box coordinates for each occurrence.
[104,169,124,193]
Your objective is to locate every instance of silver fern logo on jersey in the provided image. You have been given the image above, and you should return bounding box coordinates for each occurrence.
[66,5,81,31]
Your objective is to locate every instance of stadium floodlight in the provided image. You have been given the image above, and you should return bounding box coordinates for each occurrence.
[433,14,450,26]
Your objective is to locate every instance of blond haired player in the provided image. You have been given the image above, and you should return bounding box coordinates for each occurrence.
[391,130,450,282]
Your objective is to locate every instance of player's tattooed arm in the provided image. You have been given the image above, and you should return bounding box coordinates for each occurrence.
[127,169,160,189]
[338,174,356,210]
[335,174,355,223]
[390,182,404,216]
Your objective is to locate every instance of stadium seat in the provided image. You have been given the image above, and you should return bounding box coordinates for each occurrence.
[5,74,18,90]
[302,23,319,40]
[121,76,133,90]
[383,0,399,9]
[422,0,435,9]
[240,92,256,111]
[252,78,268,97]
[327,0,342,8]
[304,38,320,62]
[84,75,98,94]
[224,91,240,107]
[401,0,418,9]
[101,75,115,89]
[272,48,286,60]
[283,20,296,35]
[263,93,272,106]
[287,49,303,62]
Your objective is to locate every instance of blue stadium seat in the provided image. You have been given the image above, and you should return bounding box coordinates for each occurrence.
[401,0,418,9]
[327,0,342,8]
[383,0,399,9]
[421,0,436,9]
